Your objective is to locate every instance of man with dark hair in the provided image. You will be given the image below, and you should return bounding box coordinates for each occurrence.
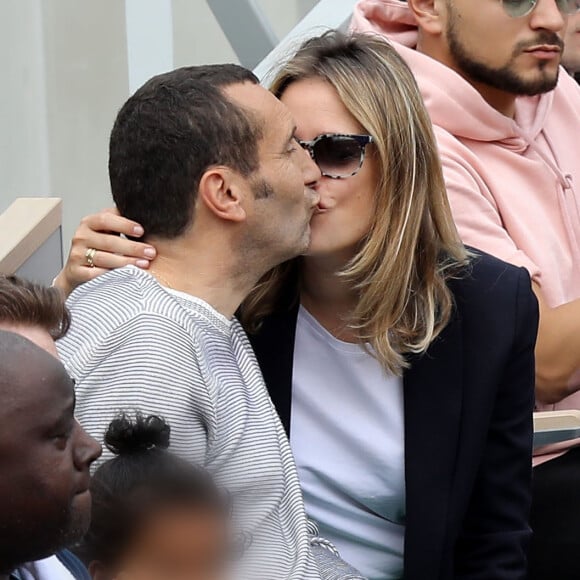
[0,276,101,579]
[108,65,267,239]
[352,0,580,577]
[56,65,360,579]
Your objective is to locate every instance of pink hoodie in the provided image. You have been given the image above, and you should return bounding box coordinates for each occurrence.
[352,0,580,458]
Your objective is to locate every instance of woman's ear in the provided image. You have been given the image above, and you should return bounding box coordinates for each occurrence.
[407,0,445,36]
[197,167,248,223]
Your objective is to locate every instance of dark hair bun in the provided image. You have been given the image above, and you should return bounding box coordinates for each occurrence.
[105,413,170,456]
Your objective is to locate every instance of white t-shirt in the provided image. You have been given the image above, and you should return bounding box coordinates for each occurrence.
[17,556,75,580]
[291,306,406,580]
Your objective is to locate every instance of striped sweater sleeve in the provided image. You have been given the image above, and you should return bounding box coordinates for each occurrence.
[61,311,216,465]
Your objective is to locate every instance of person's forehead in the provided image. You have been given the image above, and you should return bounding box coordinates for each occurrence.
[0,324,59,358]
[281,78,363,133]
[0,340,74,422]
[134,505,226,547]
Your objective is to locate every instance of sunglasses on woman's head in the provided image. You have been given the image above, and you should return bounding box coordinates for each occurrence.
[297,133,374,179]
[501,0,580,18]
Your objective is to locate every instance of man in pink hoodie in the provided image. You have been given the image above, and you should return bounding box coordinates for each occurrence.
[352,0,580,578]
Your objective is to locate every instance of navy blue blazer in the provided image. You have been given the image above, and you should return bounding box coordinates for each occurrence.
[248,250,538,580]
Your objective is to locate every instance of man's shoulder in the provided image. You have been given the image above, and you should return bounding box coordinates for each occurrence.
[58,268,210,365]
[67,266,160,310]
[65,267,201,332]
[429,125,485,182]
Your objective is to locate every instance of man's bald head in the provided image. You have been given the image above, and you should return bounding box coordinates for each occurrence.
[0,330,65,404]
[0,330,101,573]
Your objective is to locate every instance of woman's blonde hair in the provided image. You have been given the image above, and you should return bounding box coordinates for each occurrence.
[241,31,469,375]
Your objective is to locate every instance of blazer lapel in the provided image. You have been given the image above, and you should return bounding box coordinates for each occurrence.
[403,311,463,579]
[247,302,299,436]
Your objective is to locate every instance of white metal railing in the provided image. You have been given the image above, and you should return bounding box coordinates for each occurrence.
[207,0,279,70]
[0,197,63,285]
[205,0,356,82]
[533,410,580,447]
[252,0,355,84]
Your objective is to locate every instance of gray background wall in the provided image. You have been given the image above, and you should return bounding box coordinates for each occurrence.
[0,0,317,247]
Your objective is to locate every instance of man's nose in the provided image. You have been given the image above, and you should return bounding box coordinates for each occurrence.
[530,0,566,33]
[74,420,102,468]
[301,145,322,187]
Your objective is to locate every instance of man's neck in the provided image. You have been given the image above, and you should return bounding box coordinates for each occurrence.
[147,234,262,319]
[464,79,517,118]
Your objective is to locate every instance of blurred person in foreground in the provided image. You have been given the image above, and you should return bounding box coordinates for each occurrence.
[79,414,230,580]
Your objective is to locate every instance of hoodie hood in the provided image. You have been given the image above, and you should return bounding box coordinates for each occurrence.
[350,0,554,147]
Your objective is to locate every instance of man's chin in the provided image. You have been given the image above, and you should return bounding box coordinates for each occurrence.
[293,228,311,258]
[65,491,93,541]
[302,230,312,253]
[504,57,560,95]
[480,66,560,96]
[518,72,559,96]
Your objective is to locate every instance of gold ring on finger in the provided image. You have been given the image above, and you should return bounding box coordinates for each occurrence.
[85,247,97,268]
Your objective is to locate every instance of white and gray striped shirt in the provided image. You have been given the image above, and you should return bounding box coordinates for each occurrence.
[57,266,326,580]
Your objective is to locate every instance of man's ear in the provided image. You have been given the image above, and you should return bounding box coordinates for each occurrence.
[407,0,445,36]
[197,167,248,223]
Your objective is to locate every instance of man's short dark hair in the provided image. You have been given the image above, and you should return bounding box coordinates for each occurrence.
[109,64,262,239]
[0,275,70,339]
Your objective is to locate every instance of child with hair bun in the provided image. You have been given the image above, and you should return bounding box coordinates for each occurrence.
[78,414,231,580]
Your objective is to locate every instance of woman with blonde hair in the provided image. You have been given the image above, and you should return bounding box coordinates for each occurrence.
[55,32,537,580]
